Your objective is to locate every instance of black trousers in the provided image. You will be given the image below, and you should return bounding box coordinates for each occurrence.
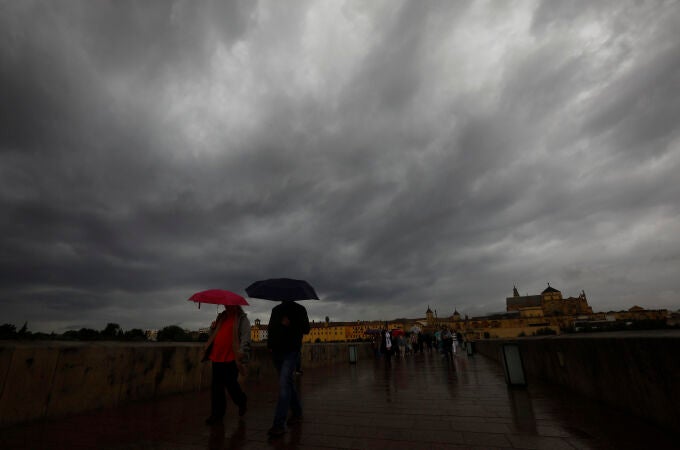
[211,361,247,418]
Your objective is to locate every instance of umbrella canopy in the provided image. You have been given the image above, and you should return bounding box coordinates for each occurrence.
[364,329,382,335]
[188,289,249,308]
[245,278,319,302]
[390,329,405,337]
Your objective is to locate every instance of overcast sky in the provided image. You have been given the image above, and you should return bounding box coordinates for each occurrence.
[2,0,679,333]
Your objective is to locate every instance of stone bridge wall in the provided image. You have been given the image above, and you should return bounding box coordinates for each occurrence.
[0,341,372,427]
[473,331,680,433]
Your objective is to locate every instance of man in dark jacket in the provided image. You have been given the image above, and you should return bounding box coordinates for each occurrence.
[266,300,310,437]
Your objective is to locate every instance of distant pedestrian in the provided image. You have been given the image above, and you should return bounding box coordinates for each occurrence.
[434,329,442,353]
[203,305,251,426]
[266,300,310,437]
[372,336,381,358]
[406,334,413,355]
[424,333,432,352]
[410,332,418,354]
[441,326,453,360]
[380,329,394,365]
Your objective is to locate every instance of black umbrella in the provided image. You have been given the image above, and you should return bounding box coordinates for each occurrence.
[245,278,319,301]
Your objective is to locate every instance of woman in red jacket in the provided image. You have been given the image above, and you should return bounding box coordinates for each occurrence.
[202,305,251,426]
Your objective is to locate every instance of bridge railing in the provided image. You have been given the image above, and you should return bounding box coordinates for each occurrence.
[474,331,680,434]
[0,341,372,427]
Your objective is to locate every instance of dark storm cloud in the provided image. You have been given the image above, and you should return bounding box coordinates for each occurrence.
[1,0,679,332]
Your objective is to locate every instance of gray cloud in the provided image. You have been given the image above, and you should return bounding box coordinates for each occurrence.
[1,0,679,332]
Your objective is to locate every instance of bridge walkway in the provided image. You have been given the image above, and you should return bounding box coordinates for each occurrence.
[2,350,677,449]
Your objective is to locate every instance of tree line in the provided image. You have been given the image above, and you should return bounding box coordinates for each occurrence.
[0,322,208,342]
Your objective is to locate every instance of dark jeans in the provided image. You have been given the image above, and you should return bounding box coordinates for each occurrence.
[272,351,302,428]
[211,361,247,419]
[442,338,453,357]
[381,348,393,365]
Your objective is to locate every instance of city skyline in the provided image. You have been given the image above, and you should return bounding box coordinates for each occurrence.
[2,1,679,333]
[3,283,672,336]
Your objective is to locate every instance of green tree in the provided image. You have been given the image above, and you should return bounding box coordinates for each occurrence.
[197,331,210,342]
[101,323,122,340]
[62,330,79,340]
[77,328,100,341]
[156,325,191,342]
[122,328,147,341]
[30,332,51,340]
[0,324,17,339]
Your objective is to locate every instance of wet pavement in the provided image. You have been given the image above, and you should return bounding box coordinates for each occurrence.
[2,351,678,449]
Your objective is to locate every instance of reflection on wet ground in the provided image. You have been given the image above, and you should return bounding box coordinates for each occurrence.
[2,350,678,449]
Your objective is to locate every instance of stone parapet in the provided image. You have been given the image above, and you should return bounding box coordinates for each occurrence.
[0,341,372,427]
[473,330,680,433]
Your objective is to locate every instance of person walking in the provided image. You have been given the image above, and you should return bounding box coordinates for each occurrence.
[393,333,400,359]
[434,329,442,354]
[373,336,381,358]
[398,334,406,358]
[380,329,394,366]
[441,326,453,360]
[409,332,418,354]
[295,351,304,375]
[266,300,310,437]
[203,305,251,426]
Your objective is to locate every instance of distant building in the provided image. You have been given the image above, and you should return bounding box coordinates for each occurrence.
[303,319,400,343]
[609,306,668,322]
[249,288,670,343]
[507,284,592,316]
[145,329,158,341]
[344,321,388,341]
[506,285,542,311]
[250,318,268,343]
[304,321,347,343]
[198,327,211,334]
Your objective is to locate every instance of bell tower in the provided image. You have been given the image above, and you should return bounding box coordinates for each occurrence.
[426,306,434,325]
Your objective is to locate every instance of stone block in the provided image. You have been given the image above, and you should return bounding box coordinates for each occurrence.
[120,344,162,402]
[474,333,680,433]
[0,341,374,426]
[153,344,198,396]
[0,346,59,425]
[46,344,131,418]
[0,346,15,400]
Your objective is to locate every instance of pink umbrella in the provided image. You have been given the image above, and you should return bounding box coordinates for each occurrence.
[188,289,249,309]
